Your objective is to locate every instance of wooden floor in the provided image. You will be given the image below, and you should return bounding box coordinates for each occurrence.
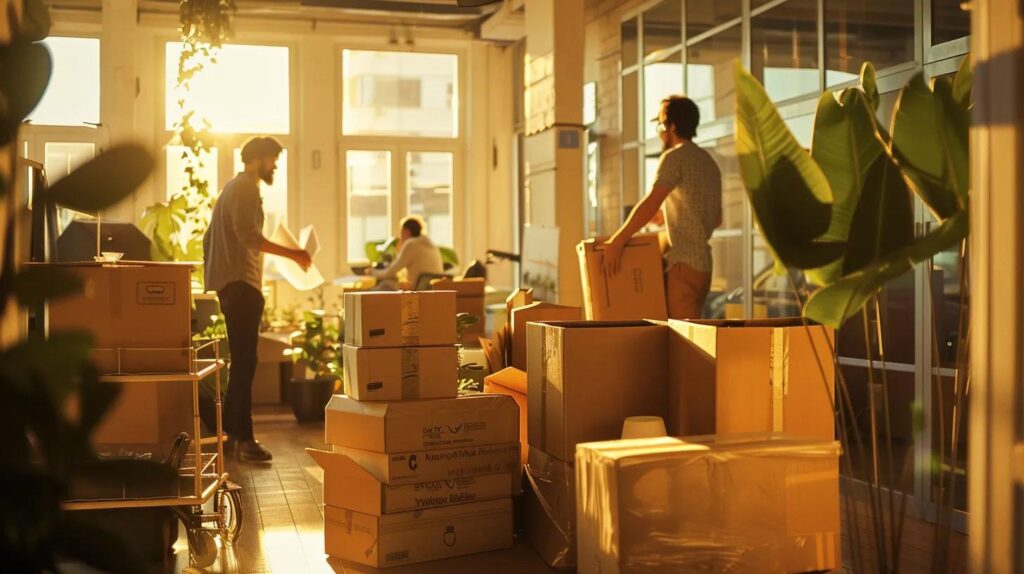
[169,406,553,574]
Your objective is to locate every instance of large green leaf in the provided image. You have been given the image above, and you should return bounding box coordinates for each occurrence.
[890,73,968,219]
[734,63,845,270]
[46,146,154,214]
[439,246,459,267]
[859,61,880,111]
[0,333,93,402]
[804,210,968,327]
[951,55,971,108]
[808,86,885,284]
[15,0,53,42]
[0,41,52,146]
[841,153,916,274]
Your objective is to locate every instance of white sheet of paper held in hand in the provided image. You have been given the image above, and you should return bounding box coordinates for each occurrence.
[269,223,324,291]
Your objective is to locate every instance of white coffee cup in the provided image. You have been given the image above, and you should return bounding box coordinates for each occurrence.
[621,416,667,440]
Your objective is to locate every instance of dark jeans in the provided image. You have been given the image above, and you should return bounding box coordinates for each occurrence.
[217,281,264,442]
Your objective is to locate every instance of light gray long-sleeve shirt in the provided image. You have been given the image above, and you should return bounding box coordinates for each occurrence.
[203,173,264,292]
[371,235,444,288]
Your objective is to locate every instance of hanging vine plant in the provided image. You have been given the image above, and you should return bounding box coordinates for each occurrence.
[142,0,235,278]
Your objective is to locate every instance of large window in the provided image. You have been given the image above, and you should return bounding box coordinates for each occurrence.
[406,152,454,250]
[824,0,915,87]
[340,49,462,265]
[161,42,293,235]
[29,37,100,127]
[687,25,742,123]
[342,50,458,138]
[346,150,392,263]
[750,0,820,102]
[164,42,290,134]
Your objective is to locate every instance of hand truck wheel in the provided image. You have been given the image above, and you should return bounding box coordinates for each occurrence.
[215,487,243,544]
[187,528,218,568]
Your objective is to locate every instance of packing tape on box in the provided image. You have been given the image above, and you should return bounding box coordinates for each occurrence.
[401,348,421,399]
[400,292,421,345]
[769,328,790,432]
[540,328,563,450]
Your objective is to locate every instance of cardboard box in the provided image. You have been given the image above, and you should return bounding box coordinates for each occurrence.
[324,499,513,568]
[325,394,519,453]
[668,319,836,440]
[483,367,528,464]
[575,434,841,574]
[577,235,667,322]
[332,442,521,486]
[308,449,516,514]
[342,345,457,401]
[526,321,668,462]
[524,447,576,569]
[44,262,193,373]
[508,302,581,371]
[344,291,458,347]
[90,379,193,459]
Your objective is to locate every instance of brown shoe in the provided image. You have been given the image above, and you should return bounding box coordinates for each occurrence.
[236,440,273,463]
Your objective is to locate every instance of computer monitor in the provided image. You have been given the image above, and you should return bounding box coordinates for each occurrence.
[57,220,152,262]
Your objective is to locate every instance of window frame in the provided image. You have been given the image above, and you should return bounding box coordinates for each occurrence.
[336,44,467,268]
[156,34,299,234]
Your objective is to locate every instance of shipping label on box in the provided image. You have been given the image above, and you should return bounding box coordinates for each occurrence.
[308,449,515,515]
[577,234,667,321]
[575,434,841,574]
[325,393,519,453]
[526,321,668,462]
[344,291,457,347]
[332,442,521,486]
[343,345,458,402]
[324,499,513,568]
[667,319,836,440]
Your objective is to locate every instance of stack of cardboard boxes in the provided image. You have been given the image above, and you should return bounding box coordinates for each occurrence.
[310,291,523,568]
[524,318,840,571]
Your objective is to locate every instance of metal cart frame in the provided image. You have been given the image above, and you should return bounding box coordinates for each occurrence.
[63,339,242,568]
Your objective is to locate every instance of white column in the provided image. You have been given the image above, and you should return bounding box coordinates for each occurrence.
[297,34,339,280]
[100,0,138,223]
[969,0,1024,571]
[524,0,584,306]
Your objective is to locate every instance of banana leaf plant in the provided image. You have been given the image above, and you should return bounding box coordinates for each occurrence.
[735,58,972,574]
[735,59,970,328]
[1,2,176,572]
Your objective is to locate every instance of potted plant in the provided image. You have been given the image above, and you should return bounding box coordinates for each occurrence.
[284,310,342,423]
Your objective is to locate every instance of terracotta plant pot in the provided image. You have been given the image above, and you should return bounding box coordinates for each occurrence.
[287,375,338,423]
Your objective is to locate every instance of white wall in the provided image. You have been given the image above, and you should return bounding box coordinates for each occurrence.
[38,7,517,305]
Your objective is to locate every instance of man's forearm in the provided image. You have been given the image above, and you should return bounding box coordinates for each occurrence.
[258,237,302,260]
[611,195,661,245]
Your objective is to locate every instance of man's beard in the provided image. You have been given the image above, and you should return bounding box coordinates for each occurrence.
[260,168,275,185]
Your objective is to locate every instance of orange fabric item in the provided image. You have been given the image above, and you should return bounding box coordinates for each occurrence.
[484,367,528,464]
[665,262,711,320]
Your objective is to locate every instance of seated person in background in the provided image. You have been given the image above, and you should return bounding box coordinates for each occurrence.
[368,215,444,290]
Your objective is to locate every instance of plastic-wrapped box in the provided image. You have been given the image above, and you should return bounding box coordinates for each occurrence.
[576,434,840,573]
[523,447,575,568]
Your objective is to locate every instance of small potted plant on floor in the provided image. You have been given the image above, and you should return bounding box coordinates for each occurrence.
[284,309,342,423]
